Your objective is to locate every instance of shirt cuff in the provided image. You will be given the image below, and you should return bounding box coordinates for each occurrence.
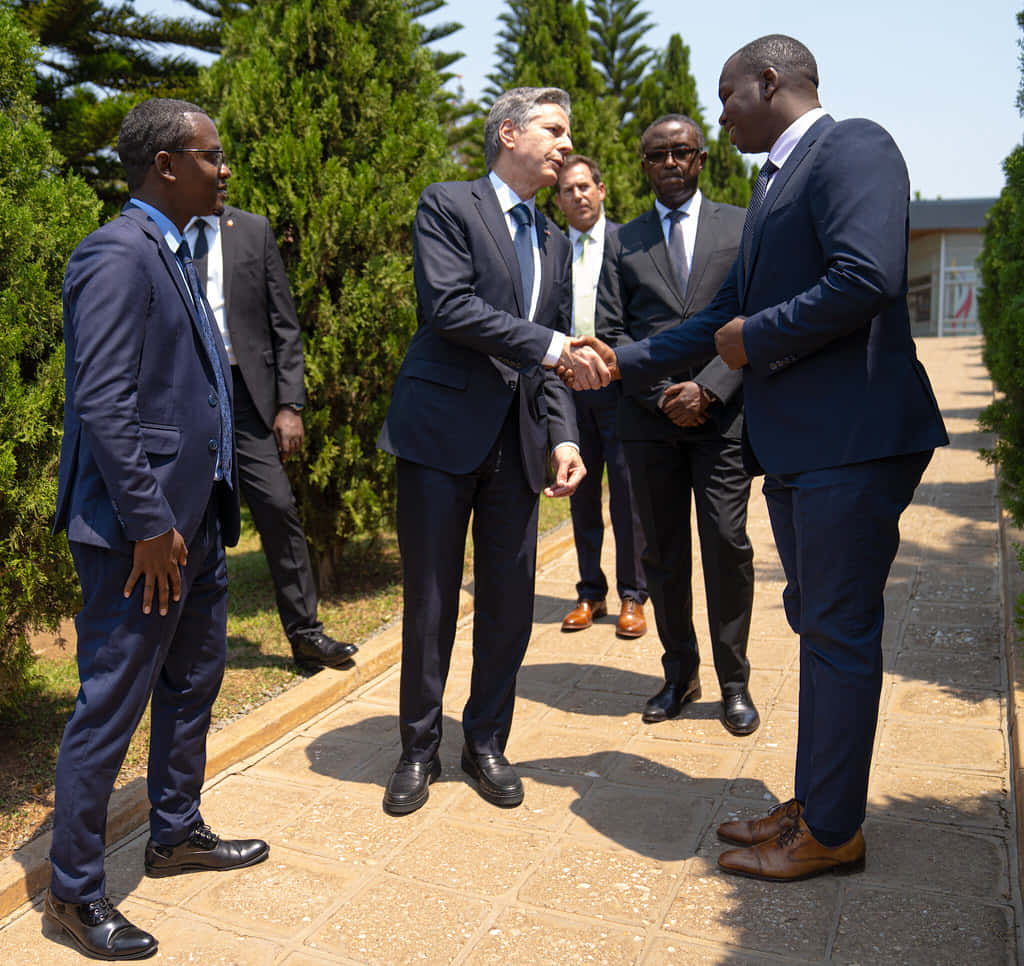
[543,331,567,368]
[551,441,580,457]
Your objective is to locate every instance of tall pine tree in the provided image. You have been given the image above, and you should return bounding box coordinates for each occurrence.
[15,0,221,213]
[485,0,643,223]
[204,0,458,589]
[633,34,751,207]
[588,0,653,123]
[0,8,99,704]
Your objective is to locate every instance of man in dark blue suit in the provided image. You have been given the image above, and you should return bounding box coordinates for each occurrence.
[46,99,268,960]
[567,36,948,880]
[378,87,586,816]
[554,155,648,640]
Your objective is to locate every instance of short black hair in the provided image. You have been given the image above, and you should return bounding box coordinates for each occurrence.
[641,115,705,153]
[733,34,819,90]
[117,98,209,192]
[558,154,602,188]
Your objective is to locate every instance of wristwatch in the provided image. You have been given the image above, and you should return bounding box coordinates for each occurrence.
[282,402,304,413]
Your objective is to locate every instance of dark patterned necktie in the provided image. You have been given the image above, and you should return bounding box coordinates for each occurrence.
[742,158,779,255]
[176,239,233,485]
[510,202,535,319]
[667,209,689,297]
[192,220,210,289]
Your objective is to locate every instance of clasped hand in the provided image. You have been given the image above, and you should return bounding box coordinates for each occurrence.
[554,335,619,390]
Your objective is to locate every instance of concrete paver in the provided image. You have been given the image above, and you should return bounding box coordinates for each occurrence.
[2,336,1021,963]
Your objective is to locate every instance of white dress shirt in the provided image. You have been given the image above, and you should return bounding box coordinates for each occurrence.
[568,211,606,336]
[184,214,236,366]
[655,189,703,277]
[765,106,828,197]
[487,170,564,367]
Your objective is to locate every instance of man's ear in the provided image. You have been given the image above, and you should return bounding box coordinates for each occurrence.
[761,67,780,101]
[153,150,176,182]
[498,117,518,152]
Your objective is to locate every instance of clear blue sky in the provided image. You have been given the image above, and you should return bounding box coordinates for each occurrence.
[141,0,1021,199]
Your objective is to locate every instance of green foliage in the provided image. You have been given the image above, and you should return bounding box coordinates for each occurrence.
[633,34,751,208]
[978,141,1024,523]
[0,8,100,706]
[15,0,222,215]
[588,0,653,123]
[204,0,457,590]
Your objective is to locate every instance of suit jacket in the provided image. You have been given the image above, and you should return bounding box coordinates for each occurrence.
[219,205,304,431]
[598,199,746,442]
[616,116,948,474]
[378,175,577,492]
[55,204,240,552]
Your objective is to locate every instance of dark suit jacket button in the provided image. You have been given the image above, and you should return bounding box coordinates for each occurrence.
[507,380,517,390]
[208,439,219,452]
[208,393,218,407]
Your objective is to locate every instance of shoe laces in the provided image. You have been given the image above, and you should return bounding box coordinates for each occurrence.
[189,823,220,850]
[81,896,115,926]
[776,822,805,848]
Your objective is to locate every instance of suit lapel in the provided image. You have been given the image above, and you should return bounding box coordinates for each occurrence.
[743,114,835,296]
[121,205,198,331]
[683,202,717,315]
[640,207,686,312]
[474,177,527,315]
[535,209,554,318]
[219,207,239,316]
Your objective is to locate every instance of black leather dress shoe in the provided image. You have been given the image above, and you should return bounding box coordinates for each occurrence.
[290,630,358,670]
[722,688,760,735]
[144,823,269,877]
[44,889,157,960]
[641,676,701,723]
[383,756,441,815]
[460,745,524,807]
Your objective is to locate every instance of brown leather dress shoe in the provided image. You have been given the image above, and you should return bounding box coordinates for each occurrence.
[717,817,865,881]
[717,798,803,845]
[561,599,607,631]
[615,599,647,638]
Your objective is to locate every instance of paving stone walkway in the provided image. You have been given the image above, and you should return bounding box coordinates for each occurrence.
[1,336,1020,964]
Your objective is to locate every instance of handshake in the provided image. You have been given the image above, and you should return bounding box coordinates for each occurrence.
[553,335,620,391]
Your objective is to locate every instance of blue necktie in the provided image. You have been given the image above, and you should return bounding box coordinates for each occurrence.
[176,239,233,485]
[509,202,535,319]
[742,158,779,258]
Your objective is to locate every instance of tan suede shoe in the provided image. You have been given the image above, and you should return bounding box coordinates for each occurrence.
[718,817,865,882]
[717,798,803,845]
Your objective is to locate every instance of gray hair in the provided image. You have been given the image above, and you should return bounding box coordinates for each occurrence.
[484,87,571,169]
[733,34,819,90]
[641,114,705,154]
[118,98,209,192]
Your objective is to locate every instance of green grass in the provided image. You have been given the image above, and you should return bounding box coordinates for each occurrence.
[0,496,571,859]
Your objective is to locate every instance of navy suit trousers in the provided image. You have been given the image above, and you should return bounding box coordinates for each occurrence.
[396,402,538,761]
[762,449,932,846]
[51,496,228,903]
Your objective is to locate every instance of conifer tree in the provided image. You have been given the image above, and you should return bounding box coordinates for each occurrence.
[588,0,653,123]
[485,0,644,223]
[633,34,750,207]
[14,0,221,213]
[0,8,99,704]
[203,0,458,589]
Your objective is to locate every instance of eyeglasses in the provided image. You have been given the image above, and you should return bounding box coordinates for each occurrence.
[642,145,700,165]
[168,149,227,168]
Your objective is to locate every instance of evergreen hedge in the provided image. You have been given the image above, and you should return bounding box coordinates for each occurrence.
[0,9,100,705]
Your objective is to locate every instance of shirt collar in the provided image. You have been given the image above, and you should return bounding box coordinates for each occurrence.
[655,188,702,223]
[488,170,536,220]
[568,211,605,247]
[185,214,220,236]
[127,198,183,253]
[768,106,828,171]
